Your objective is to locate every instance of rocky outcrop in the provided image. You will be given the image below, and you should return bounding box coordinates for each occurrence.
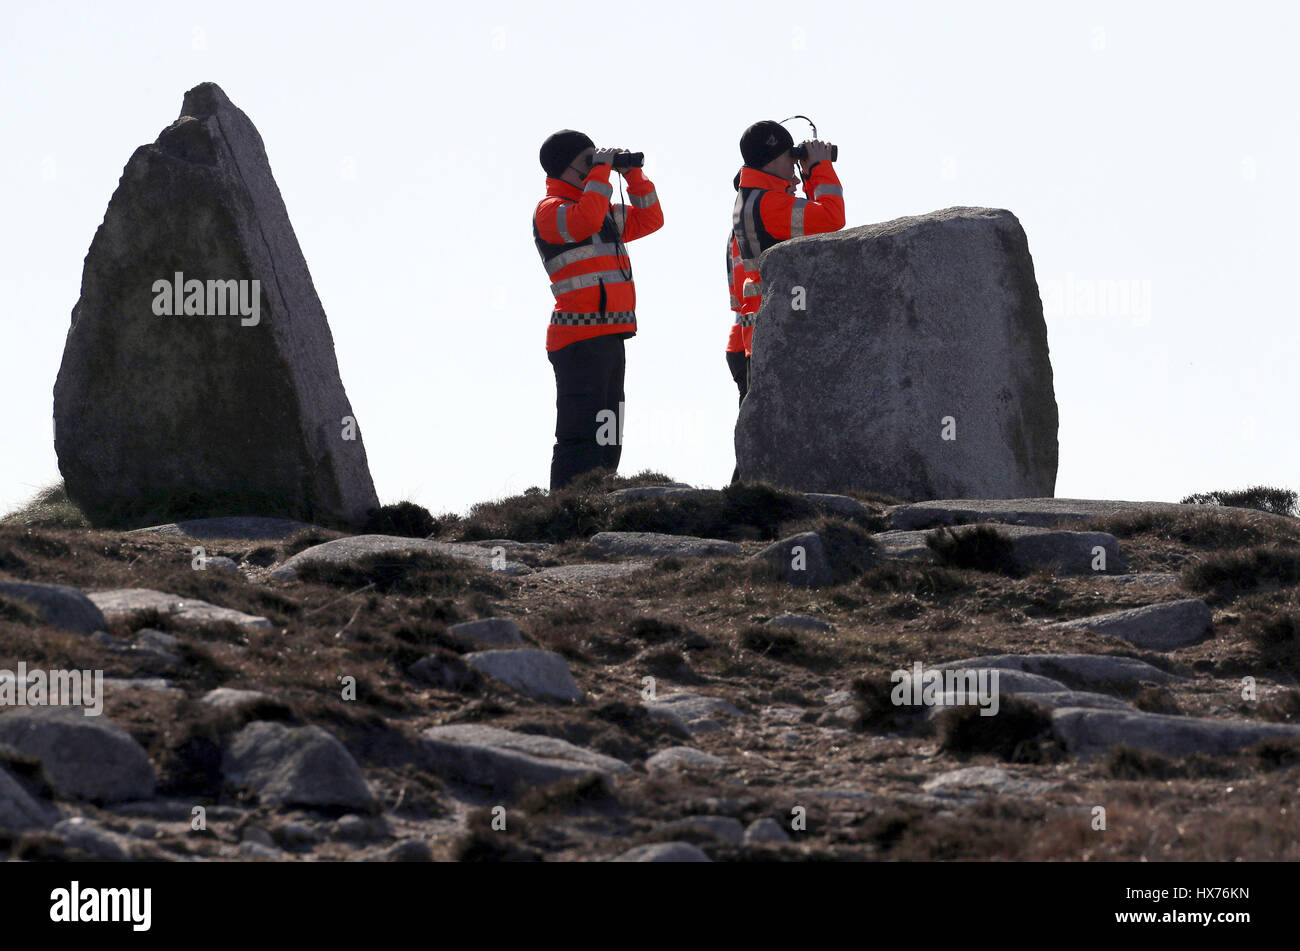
[0,582,106,634]
[751,532,834,587]
[1049,599,1213,650]
[419,725,629,797]
[1052,708,1300,759]
[222,721,374,810]
[0,708,156,803]
[88,588,272,633]
[938,653,1181,688]
[735,207,1057,501]
[463,649,583,702]
[270,534,530,579]
[53,82,378,528]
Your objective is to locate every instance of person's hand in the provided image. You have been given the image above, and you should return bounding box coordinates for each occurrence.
[592,147,619,168]
[798,139,833,175]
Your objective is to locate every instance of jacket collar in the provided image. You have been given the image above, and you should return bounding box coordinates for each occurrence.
[545,176,585,200]
[739,166,794,191]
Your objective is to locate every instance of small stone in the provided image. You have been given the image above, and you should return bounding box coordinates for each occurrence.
[752,532,835,587]
[332,814,372,841]
[131,822,158,840]
[922,766,1057,796]
[201,687,273,710]
[0,765,57,833]
[241,825,278,849]
[240,841,283,859]
[408,652,478,691]
[744,818,791,844]
[646,747,727,774]
[222,721,374,811]
[634,647,696,681]
[273,821,321,850]
[128,629,183,668]
[465,649,582,702]
[0,581,107,634]
[613,841,711,862]
[644,693,745,735]
[136,629,181,651]
[420,724,629,797]
[52,817,131,860]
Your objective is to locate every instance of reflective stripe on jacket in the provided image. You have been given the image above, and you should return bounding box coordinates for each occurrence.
[732,162,844,356]
[534,164,663,352]
[725,233,745,354]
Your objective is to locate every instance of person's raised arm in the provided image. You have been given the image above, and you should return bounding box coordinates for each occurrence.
[760,145,844,239]
[534,154,619,243]
[611,157,663,241]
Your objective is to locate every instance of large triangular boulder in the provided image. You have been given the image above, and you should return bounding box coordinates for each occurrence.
[735,207,1058,501]
[53,82,378,527]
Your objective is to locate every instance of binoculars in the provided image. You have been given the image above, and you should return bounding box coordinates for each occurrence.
[611,152,645,169]
[792,142,838,162]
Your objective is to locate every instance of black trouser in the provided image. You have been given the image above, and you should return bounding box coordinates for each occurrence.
[548,334,626,490]
[726,350,750,484]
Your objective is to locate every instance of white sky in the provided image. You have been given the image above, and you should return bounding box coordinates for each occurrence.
[2,0,1296,518]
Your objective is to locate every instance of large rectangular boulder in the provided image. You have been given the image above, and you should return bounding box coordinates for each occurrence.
[53,82,378,528]
[735,207,1058,502]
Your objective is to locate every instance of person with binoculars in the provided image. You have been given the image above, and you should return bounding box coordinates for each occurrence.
[727,119,844,481]
[732,120,845,360]
[533,130,664,490]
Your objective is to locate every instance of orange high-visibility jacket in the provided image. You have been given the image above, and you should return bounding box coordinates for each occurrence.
[725,233,745,354]
[533,163,663,352]
[732,162,844,356]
